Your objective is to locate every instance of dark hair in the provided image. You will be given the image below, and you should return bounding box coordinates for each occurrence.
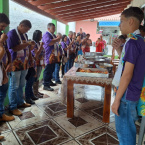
[0,13,10,24]
[121,7,144,24]
[139,25,145,32]
[19,20,32,28]
[98,38,100,39]
[32,30,42,43]
[62,35,67,41]
[118,35,127,40]
[86,33,90,37]
[47,23,55,29]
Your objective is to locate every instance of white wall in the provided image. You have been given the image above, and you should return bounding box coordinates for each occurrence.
[68,22,76,32]
[9,0,68,39]
[57,21,65,35]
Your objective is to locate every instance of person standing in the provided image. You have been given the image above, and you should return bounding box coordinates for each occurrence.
[42,23,61,91]
[7,20,33,116]
[66,31,75,70]
[77,28,86,39]
[111,7,145,145]
[95,38,103,52]
[53,33,62,84]
[0,13,15,122]
[32,30,45,98]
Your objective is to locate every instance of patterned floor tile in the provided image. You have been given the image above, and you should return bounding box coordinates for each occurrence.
[0,131,19,145]
[0,122,11,133]
[14,119,72,145]
[37,101,67,118]
[8,105,49,129]
[62,140,80,145]
[54,110,104,137]
[76,126,119,145]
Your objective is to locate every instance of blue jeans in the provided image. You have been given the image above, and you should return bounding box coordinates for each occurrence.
[53,63,61,82]
[8,70,27,110]
[64,61,69,73]
[36,66,42,81]
[43,63,55,87]
[0,83,8,117]
[68,58,74,70]
[25,76,36,100]
[115,93,138,145]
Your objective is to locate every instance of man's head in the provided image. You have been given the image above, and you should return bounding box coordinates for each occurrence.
[86,33,90,39]
[80,28,82,33]
[68,31,73,38]
[47,23,55,34]
[139,25,145,37]
[120,7,144,35]
[0,13,10,32]
[18,20,32,34]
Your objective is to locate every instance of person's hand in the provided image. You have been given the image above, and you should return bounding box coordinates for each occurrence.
[5,63,12,72]
[111,99,120,116]
[30,41,36,46]
[112,38,122,51]
[40,42,44,48]
[0,33,8,43]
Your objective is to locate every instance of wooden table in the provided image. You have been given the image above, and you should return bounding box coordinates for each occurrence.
[61,67,113,123]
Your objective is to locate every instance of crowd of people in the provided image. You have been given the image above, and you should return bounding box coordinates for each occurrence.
[1,6,145,145]
[0,12,93,135]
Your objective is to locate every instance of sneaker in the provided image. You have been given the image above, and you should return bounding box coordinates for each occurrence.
[10,109,22,116]
[49,81,56,86]
[18,103,31,108]
[0,114,15,122]
[31,95,39,100]
[0,136,4,141]
[55,81,62,84]
[43,86,54,91]
[26,99,35,105]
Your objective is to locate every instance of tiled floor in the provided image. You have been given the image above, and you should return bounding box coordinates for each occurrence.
[0,84,145,145]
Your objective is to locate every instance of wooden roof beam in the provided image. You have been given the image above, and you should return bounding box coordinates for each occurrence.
[62,9,122,21]
[57,4,126,18]
[28,0,64,6]
[38,0,97,10]
[63,11,122,22]
[45,0,130,14]
[60,8,124,19]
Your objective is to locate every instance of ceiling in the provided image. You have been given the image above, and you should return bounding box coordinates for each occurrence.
[12,0,132,24]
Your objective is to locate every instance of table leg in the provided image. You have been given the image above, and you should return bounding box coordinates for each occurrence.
[103,85,111,123]
[67,80,74,118]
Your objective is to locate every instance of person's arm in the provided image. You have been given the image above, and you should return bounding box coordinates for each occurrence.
[0,43,5,61]
[111,62,134,116]
[35,42,44,59]
[49,37,60,46]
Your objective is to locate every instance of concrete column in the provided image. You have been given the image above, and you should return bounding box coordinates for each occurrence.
[65,24,69,36]
[0,0,9,32]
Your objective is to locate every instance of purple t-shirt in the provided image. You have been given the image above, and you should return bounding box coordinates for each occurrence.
[7,29,29,71]
[42,31,57,64]
[61,41,67,56]
[31,42,45,66]
[123,35,145,101]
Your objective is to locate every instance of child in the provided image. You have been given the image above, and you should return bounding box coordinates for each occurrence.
[0,13,14,122]
[111,7,145,145]
[32,30,45,98]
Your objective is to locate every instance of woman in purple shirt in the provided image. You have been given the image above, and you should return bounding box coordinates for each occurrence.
[61,35,71,76]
